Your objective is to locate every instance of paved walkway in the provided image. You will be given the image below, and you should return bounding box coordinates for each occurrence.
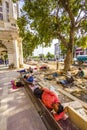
[0,64,8,70]
[0,69,47,130]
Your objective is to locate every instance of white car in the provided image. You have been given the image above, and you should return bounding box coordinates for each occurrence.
[73,58,77,61]
[58,58,64,62]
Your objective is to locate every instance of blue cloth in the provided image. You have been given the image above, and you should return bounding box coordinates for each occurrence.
[17,69,26,73]
[53,73,59,77]
[60,80,68,85]
[27,76,34,83]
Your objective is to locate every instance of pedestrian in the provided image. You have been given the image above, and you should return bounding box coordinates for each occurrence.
[27,67,33,73]
[56,58,59,70]
[75,67,84,77]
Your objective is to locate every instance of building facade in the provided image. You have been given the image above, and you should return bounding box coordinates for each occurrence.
[75,47,87,57]
[54,43,61,59]
[0,0,23,68]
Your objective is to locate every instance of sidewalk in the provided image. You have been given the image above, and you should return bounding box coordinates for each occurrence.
[0,70,47,130]
[0,64,8,70]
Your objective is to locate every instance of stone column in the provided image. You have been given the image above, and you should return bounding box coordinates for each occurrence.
[18,38,23,67]
[13,39,19,68]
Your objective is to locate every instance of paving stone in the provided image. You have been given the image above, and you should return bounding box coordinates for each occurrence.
[76,108,87,121]
[7,108,46,130]
[0,70,47,130]
[0,87,3,96]
[63,101,82,109]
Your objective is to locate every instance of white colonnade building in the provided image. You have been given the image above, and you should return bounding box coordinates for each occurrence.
[0,0,23,68]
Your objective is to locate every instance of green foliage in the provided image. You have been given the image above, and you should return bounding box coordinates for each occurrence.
[32,56,39,59]
[76,36,87,48]
[17,0,87,65]
[12,0,18,2]
[60,44,67,56]
[17,16,27,37]
[4,54,8,59]
[46,52,54,59]
[39,54,45,59]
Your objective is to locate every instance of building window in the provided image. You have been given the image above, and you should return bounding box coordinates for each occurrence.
[5,2,9,22]
[0,13,3,20]
[0,0,3,21]
[6,2,9,13]
[0,6,2,12]
[0,0,2,5]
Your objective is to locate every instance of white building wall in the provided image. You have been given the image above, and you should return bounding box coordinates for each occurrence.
[0,0,23,68]
[13,3,17,19]
[13,40,19,68]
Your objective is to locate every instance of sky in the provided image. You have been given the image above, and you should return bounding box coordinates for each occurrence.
[33,39,58,56]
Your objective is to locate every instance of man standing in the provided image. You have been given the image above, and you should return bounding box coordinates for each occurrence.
[56,58,59,70]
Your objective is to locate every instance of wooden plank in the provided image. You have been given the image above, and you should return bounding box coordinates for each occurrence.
[67,106,87,130]
[37,99,62,130]
[57,88,87,109]
[63,101,82,109]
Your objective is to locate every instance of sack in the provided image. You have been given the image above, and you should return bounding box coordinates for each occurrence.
[16,81,24,87]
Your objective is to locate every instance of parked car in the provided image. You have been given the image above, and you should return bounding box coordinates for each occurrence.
[73,58,77,61]
[73,58,78,65]
[58,58,64,62]
[77,55,87,65]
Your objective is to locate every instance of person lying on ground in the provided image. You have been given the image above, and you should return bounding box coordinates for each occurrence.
[17,66,34,74]
[75,67,84,77]
[39,65,48,70]
[34,87,67,121]
[23,74,39,91]
[23,74,34,85]
[27,67,33,73]
[44,72,59,81]
[17,69,27,73]
[58,71,74,87]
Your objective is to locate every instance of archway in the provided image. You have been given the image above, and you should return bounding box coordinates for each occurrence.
[0,30,23,68]
[0,41,8,65]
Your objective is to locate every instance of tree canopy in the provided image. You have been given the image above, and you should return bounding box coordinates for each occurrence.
[46,52,54,59]
[16,0,87,70]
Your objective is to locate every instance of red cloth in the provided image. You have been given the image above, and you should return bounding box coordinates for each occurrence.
[11,80,17,89]
[34,68,37,70]
[53,111,65,121]
[11,80,23,89]
[41,88,60,109]
[40,66,47,69]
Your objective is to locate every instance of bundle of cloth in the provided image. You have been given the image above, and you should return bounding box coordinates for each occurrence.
[11,79,24,89]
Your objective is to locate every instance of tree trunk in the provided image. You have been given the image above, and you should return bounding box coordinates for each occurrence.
[64,49,73,71]
[64,26,75,71]
[56,60,59,70]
